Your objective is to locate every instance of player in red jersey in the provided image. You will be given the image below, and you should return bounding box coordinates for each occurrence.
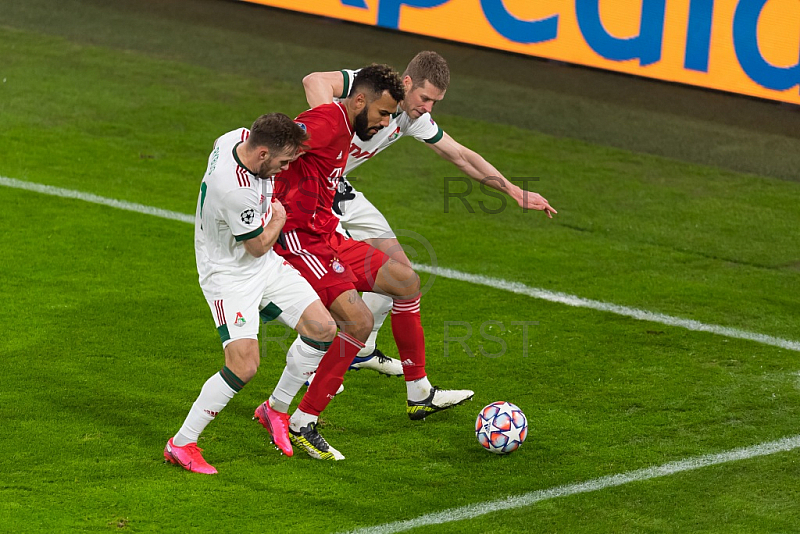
[262,65,474,460]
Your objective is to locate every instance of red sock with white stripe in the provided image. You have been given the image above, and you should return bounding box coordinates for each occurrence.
[296,332,365,417]
[391,294,427,382]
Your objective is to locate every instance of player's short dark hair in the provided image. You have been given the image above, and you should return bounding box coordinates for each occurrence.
[403,51,450,91]
[350,64,405,104]
[248,113,309,153]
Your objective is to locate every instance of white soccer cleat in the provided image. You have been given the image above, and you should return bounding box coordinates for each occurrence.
[349,349,403,376]
[289,422,345,461]
[407,386,475,421]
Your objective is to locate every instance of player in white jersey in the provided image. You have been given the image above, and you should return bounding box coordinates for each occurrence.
[302,51,557,371]
[164,113,342,474]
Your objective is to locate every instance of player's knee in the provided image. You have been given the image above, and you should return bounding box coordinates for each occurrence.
[303,315,337,343]
[225,345,260,382]
[297,303,338,343]
[396,268,420,299]
[409,270,421,294]
[242,350,261,380]
[228,352,261,384]
[241,360,260,382]
[318,319,338,343]
[379,261,420,298]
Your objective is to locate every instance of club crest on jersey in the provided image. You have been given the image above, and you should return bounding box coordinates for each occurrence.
[350,143,376,160]
[234,312,246,327]
[388,126,400,141]
[331,259,345,274]
[240,208,255,224]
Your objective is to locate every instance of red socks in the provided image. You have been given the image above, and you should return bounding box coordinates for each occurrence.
[298,332,364,416]
[391,295,426,381]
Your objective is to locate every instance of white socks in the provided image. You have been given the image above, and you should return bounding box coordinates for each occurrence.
[269,335,327,413]
[289,409,318,432]
[406,376,433,402]
[174,372,236,446]
[358,292,393,357]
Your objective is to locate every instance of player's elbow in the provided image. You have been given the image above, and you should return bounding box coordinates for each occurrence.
[302,73,320,91]
[439,146,469,171]
[449,156,471,175]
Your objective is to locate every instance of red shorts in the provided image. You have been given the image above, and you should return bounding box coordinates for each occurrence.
[275,229,389,308]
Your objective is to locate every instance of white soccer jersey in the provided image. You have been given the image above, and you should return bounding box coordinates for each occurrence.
[195,128,274,295]
[336,69,444,176]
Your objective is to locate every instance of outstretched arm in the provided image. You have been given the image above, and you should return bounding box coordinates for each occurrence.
[428,132,557,218]
[302,71,346,108]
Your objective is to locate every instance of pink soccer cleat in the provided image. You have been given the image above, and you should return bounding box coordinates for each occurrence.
[253,401,293,456]
[164,438,218,475]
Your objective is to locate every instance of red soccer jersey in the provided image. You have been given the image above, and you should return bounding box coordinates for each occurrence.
[274,102,352,237]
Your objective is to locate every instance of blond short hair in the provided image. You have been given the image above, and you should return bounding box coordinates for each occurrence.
[402,51,450,91]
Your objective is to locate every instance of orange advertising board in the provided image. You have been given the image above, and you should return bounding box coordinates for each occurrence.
[242,0,800,105]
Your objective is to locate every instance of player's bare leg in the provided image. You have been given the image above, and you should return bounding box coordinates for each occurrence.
[223,338,261,383]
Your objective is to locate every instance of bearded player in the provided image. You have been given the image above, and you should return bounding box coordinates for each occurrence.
[301,51,557,373]
[255,64,474,460]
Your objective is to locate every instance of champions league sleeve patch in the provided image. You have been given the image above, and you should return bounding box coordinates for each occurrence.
[240,208,256,224]
[295,122,307,132]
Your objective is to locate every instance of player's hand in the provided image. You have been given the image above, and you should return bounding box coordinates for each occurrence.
[333,178,356,216]
[270,199,287,224]
[517,191,557,218]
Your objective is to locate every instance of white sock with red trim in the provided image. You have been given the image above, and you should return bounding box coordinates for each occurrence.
[174,372,236,446]
[270,335,327,413]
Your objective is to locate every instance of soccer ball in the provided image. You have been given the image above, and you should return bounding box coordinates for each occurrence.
[475,401,528,455]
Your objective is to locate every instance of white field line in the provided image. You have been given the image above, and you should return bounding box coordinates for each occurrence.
[412,264,800,352]
[3,175,799,354]
[5,176,799,529]
[340,434,800,534]
[0,176,194,224]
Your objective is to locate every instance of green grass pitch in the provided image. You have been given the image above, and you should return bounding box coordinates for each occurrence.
[2,0,800,532]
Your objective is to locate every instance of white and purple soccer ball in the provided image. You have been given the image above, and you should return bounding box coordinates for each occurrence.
[475,401,528,455]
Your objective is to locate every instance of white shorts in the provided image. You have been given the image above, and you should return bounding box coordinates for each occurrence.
[203,252,320,348]
[336,188,395,241]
